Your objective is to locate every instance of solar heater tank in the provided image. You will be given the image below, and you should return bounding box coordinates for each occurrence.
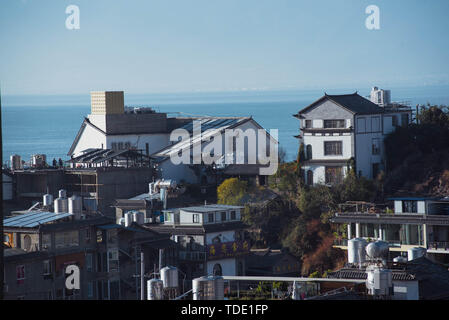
[54,197,68,213]
[68,195,82,219]
[43,194,53,206]
[192,276,224,300]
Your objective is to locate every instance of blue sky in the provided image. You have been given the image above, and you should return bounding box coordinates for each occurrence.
[1,0,449,95]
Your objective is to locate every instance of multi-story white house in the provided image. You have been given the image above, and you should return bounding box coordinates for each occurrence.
[293,91,412,185]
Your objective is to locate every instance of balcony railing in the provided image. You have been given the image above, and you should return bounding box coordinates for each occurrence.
[428,241,449,251]
[178,251,206,261]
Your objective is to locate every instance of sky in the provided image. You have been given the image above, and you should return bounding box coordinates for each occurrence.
[1,0,449,95]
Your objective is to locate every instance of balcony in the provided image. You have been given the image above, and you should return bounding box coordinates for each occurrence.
[428,241,449,252]
[179,250,206,261]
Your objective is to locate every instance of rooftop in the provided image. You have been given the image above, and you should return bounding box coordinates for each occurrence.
[296,92,400,116]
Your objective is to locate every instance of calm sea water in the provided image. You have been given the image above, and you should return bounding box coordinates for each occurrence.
[3,86,449,164]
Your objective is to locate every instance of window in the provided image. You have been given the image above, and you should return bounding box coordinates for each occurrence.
[357,118,366,133]
[401,114,409,127]
[108,249,119,272]
[55,231,79,248]
[192,214,199,223]
[221,212,227,222]
[325,167,343,184]
[323,119,345,128]
[42,233,51,250]
[213,263,223,276]
[306,145,312,160]
[85,228,91,243]
[372,138,380,155]
[307,170,314,185]
[86,253,93,272]
[87,282,94,298]
[403,200,417,213]
[16,265,25,284]
[23,235,31,251]
[392,115,398,127]
[43,260,52,275]
[305,120,312,128]
[96,230,103,243]
[208,213,214,223]
[111,142,117,150]
[230,211,236,220]
[145,143,149,156]
[324,141,343,156]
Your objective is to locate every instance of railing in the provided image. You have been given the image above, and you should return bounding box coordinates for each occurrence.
[333,239,348,246]
[178,251,206,261]
[428,241,449,251]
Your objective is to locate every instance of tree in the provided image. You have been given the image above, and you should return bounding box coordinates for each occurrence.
[417,104,449,127]
[217,178,247,205]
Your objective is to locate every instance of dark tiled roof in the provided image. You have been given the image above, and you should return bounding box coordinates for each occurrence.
[297,93,383,116]
[327,268,415,281]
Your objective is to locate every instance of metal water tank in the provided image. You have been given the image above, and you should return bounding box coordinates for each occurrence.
[68,195,82,213]
[192,276,224,300]
[161,266,179,289]
[124,212,133,227]
[54,197,68,213]
[68,195,82,219]
[393,256,408,263]
[408,247,426,261]
[43,194,53,206]
[366,265,393,296]
[366,240,389,260]
[347,238,367,264]
[58,189,67,198]
[10,154,22,170]
[133,211,144,225]
[147,279,164,300]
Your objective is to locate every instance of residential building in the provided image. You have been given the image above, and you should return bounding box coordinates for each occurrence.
[245,248,301,276]
[331,196,449,264]
[293,91,412,185]
[144,204,249,285]
[3,199,176,300]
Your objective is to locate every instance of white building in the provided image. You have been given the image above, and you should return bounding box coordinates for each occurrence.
[69,91,278,185]
[144,204,249,280]
[294,91,412,185]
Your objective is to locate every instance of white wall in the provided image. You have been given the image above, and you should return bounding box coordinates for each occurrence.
[392,281,419,300]
[303,134,353,160]
[72,124,107,157]
[206,258,236,276]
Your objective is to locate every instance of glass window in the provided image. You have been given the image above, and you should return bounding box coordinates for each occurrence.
[193,214,199,223]
[208,213,214,223]
[87,282,94,298]
[86,253,93,272]
[372,138,380,155]
[324,141,343,155]
[325,167,343,184]
[230,211,236,220]
[221,212,227,221]
[43,260,52,275]
[305,120,312,128]
[324,119,345,128]
[16,265,25,284]
[403,201,417,213]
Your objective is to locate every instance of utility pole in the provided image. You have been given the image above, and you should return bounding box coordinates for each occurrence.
[0,85,3,300]
[141,251,145,300]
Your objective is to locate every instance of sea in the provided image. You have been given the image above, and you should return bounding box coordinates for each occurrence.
[3,85,449,164]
